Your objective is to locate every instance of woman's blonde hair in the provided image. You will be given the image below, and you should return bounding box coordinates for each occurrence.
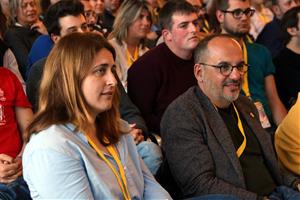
[9,0,40,25]
[26,32,122,146]
[108,0,152,46]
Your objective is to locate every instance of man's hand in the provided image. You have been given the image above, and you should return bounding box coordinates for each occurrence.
[0,154,21,184]
[129,124,144,144]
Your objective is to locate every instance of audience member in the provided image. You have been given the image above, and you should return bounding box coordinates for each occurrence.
[127,1,199,134]
[26,0,88,79]
[108,0,152,87]
[275,93,300,177]
[102,0,120,33]
[0,4,25,90]
[90,0,104,16]
[0,67,33,199]
[273,6,300,109]
[214,0,287,128]
[23,32,171,199]
[4,0,47,80]
[256,0,299,58]
[161,34,300,200]
[250,0,273,39]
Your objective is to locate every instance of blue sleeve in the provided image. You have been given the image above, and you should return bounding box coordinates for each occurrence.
[24,148,94,199]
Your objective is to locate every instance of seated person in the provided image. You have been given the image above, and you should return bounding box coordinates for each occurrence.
[26,0,88,78]
[0,67,33,199]
[22,32,170,199]
[275,93,300,176]
[0,5,25,90]
[161,34,300,199]
[127,1,199,134]
[4,0,47,80]
[273,6,300,109]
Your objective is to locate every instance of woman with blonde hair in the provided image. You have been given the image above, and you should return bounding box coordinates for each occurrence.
[22,32,171,199]
[108,0,152,87]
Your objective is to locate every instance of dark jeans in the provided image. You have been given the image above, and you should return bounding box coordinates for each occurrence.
[0,177,31,200]
[269,186,300,200]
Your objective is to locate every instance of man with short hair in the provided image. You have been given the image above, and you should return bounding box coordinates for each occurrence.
[214,0,287,129]
[273,6,300,109]
[161,34,300,200]
[102,0,120,33]
[127,1,199,134]
[256,0,299,57]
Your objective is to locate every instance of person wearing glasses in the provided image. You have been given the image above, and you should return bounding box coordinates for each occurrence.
[161,34,300,200]
[212,0,287,131]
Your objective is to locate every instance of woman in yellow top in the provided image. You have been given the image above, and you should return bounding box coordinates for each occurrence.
[275,93,300,176]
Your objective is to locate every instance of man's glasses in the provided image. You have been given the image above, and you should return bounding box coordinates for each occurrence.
[198,62,249,76]
[221,8,255,19]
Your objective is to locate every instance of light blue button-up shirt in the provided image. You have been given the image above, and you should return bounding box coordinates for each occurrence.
[23,124,171,199]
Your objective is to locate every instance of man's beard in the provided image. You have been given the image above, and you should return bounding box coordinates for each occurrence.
[223,25,248,38]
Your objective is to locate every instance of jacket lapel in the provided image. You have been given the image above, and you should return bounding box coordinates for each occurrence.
[195,88,245,184]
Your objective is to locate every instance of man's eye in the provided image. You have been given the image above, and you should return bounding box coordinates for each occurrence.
[233,9,243,16]
[219,64,232,71]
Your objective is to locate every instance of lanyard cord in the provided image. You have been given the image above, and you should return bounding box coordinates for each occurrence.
[232,103,247,158]
[126,47,139,68]
[241,42,251,98]
[202,19,210,33]
[85,134,131,200]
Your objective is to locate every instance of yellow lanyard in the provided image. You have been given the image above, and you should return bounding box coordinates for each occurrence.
[241,42,251,98]
[85,134,131,200]
[126,47,139,68]
[232,103,247,158]
[202,19,210,33]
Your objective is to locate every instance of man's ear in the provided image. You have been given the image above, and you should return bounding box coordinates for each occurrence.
[162,28,172,42]
[216,9,224,23]
[287,27,297,36]
[194,63,204,82]
[50,33,61,44]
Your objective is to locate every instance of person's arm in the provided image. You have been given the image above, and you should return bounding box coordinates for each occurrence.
[3,49,25,91]
[264,75,287,125]
[23,148,94,199]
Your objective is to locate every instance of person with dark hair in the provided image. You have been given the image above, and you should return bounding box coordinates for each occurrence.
[22,32,171,199]
[161,33,300,200]
[127,0,199,134]
[212,0,287,129]
[273,6,300,109]
[26,0,87,77]
[256,0,299,58]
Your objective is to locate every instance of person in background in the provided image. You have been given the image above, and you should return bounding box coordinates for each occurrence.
[22,32,171,199]
[0,67,33,200]
[256,0,299,57]
[108,0,152,88]
[249,0,273,39]
[127,1,199,134]
[213,0,287,129]
[26,0,87,78]
[273,6,300,109]
[0,4,25,90]
[4,0,47,80]
[275,93,300,177]
[102,0,120,34]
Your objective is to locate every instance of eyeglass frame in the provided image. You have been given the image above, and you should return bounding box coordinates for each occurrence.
[220,8,255,19]
[197,62,249,76]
